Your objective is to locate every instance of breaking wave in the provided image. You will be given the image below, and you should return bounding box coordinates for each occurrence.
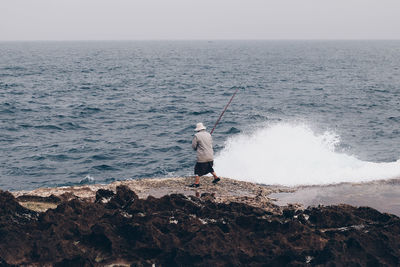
[215,123,400,186]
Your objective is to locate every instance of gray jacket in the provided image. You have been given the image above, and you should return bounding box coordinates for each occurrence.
[192,130,214,163]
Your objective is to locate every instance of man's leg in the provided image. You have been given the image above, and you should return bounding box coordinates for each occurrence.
[211,172,220,183]
[190,163,200,187]
[189,175,200,187]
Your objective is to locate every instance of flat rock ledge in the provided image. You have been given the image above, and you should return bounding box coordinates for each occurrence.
[13,177,290,213]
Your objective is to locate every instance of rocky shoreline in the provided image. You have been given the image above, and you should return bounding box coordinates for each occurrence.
[0,177,399,266]
[12,177,288,214]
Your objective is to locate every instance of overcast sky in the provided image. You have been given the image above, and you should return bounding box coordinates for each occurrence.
[1,0,399,41]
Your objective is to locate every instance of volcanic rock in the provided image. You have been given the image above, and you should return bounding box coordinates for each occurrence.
[0,187,399,266]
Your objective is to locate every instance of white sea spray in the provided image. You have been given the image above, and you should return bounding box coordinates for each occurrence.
[215,123,400,186]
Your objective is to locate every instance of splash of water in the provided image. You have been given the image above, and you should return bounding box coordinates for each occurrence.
[215,123,400,186]
[79,175,96,184]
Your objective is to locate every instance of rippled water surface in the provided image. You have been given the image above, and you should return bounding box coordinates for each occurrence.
[1,41,400,190]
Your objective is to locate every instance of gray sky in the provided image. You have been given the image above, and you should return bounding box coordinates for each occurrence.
[1,0,399,41]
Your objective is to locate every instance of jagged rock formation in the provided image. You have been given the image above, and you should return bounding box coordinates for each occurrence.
[1,186,399,266]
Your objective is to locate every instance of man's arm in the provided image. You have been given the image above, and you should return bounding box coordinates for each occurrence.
[192,136,198,150]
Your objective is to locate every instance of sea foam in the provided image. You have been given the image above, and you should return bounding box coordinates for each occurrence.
[215,123,400,186]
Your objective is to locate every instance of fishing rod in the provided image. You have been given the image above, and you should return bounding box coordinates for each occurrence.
[210,87,240,135]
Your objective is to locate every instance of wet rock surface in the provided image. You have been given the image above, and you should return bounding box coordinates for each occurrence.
[1,185,400,266]
[271,178,400,217]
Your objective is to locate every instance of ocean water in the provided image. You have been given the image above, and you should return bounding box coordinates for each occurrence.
[1,40,400,191]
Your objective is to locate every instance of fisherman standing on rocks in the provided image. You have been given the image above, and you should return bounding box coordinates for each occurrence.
[190,122,220,187]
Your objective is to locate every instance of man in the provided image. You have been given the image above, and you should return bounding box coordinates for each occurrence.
[190,122,220,187]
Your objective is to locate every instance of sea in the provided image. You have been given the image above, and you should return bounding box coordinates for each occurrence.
[1,40,400,192]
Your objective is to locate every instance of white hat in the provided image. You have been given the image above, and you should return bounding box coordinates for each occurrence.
[195,122,206,131]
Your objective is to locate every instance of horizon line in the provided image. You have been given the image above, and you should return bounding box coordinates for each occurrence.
[1,38,400,42]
